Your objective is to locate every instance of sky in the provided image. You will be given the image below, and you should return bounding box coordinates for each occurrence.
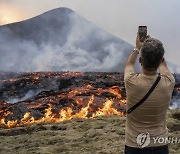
[0,0,180,65]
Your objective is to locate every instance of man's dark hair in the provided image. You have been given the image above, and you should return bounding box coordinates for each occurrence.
[141,38,165,71]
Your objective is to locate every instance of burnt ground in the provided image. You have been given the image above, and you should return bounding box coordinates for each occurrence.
[0,72,127,128]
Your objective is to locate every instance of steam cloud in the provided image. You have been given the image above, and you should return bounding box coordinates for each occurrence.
[0,8,133,72]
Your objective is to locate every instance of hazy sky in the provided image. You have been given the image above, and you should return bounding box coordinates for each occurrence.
[0,0,180,65]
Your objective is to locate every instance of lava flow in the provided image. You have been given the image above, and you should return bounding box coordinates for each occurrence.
[0,72,126,128]
[0,72,179,128]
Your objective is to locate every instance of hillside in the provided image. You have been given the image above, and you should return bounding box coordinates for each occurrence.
[0,7,133,72]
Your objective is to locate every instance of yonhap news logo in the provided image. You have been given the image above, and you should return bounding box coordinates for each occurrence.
[137,133,180,148]
[137,132,151,148]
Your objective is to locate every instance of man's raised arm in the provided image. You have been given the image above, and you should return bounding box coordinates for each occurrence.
[124,34,141,80]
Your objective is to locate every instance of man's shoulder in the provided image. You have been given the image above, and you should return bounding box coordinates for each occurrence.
[124,72,141,85]
[161,71,175,80]
[160,72,175,87]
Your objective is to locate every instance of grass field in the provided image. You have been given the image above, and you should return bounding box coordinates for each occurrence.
[0,109,179,154]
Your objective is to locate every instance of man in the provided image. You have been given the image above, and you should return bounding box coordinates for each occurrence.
[124,34,175,154]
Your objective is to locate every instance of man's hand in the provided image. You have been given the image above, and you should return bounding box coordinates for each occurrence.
[136,33,151,50]
[136,33,142,50]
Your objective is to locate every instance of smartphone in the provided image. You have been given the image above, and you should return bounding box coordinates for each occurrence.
[138,26,147,42]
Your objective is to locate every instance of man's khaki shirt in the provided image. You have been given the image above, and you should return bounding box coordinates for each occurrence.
[124,70,175,147]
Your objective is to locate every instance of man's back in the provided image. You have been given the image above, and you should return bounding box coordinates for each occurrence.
[124,71,175,147]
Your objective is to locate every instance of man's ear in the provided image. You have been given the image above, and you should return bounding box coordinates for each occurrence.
[139,57,142,65]
[161,57,165,63]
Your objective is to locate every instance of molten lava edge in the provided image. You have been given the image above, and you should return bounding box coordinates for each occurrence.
[0,72,179,128]
[0,72,128,128]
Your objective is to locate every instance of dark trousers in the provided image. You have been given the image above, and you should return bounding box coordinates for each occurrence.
[125,144,169,154]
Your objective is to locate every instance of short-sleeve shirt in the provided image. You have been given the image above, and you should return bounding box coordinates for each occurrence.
[124,69,175,147]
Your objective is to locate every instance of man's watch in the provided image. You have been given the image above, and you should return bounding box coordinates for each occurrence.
[133,48,140,54]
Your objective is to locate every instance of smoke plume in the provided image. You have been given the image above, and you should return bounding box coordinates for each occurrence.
[0,7,133,72]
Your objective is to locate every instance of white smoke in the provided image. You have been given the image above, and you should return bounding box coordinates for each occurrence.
[7,90,37,104]
[167,61,180,74]
[0,8,133,72]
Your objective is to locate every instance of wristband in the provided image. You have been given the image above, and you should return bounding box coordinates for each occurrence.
[133,48,140,54]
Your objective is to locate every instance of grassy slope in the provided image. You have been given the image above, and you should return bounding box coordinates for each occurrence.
[0,109,179,154]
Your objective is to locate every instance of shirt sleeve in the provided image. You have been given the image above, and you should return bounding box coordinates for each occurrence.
[124,65,135,82]
[161,71,175,87]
